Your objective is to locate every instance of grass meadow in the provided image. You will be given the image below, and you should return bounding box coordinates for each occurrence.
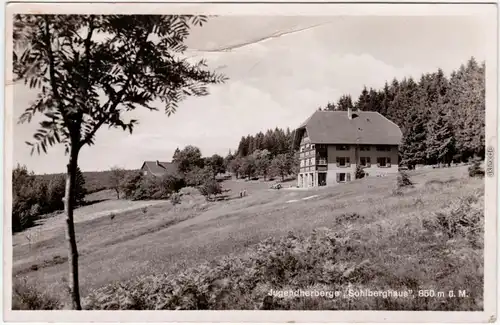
[12,166,484,310]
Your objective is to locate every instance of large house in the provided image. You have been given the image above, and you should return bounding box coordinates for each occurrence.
[293,108,402,188]
[140,160,178,177]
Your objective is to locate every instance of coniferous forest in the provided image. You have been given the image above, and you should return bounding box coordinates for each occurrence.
[234,57,485,170]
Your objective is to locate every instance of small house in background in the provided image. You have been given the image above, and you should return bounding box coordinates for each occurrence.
[140,160,179,177]
[293,108,402,188]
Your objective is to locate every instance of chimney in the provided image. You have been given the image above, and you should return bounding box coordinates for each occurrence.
[347,107,353,120]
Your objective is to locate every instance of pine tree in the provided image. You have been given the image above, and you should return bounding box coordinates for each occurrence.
[425,105,456,166]
[398,78,428,169]
[324,101,336,110]
[368,88,382,113]
[462,58,485,158]
[237,136,249,157]
[73,167,87,206]
[379,82,392,116]
[172,147,180,160]
[247,135,255,156]
[337,94,354,111]
[354,86,370,111]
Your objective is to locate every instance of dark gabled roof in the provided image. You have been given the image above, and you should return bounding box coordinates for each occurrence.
[140,161,179,177]
[293,110,402,149]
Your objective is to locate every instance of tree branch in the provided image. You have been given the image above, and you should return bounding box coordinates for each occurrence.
[84,15,95,94]
[44,16,76,144]
[81,28,151,147]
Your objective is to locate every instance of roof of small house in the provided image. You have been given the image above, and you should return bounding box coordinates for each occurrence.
[293,110,402,149]
[140,161,179,177]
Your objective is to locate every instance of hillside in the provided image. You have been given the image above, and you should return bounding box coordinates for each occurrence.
[13,167,483,310]
[36,169,139,194]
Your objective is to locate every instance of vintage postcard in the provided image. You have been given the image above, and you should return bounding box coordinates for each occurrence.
[3,1,498,323]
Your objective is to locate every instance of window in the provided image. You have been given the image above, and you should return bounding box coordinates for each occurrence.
[336,145,350,151]
[376,145,391,152]
[309,158,312,166]
[317,158,327,165]
[336,172,352,183]
[360,145,371,151]
[377,157,392,167]
[336,157,350,167]
[305,143,310,149]
[360,157,371,167]
[311,144,315,149]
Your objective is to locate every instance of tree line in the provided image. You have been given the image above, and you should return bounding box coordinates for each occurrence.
[231,57,485,174]
[12,164,86,232]
[229,128,298,181]
[320,57,485,168]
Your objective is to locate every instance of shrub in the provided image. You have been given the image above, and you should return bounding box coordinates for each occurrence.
[160,174,185,194]
[12,278,61,310]
[423,192,483,248]
[120,172,185,201]
[83,213,483,311]
[135,177,160,200]
[468,158,485,178]
[46,175,66,211]
[397,171,413,188]
[83,228,346,310]
[179,186,201,196]
[170,193,182,206]
[120,172,144,200]
[11,165,78,233]
[185,166,212,186]
[355,165,366,179]
[198,179,222,200]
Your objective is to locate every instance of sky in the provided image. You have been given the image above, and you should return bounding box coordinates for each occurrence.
[12,15,489,174]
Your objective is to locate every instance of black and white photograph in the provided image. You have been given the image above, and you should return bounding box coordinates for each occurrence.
[4,2,498,323]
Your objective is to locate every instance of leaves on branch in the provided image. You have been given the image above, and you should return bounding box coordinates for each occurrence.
[14,14,227,155]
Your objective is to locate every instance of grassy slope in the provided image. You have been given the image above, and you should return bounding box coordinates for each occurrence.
[13,167,483,310]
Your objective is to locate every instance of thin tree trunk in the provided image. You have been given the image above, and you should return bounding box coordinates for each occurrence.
[64,144,82,310]
[115,188,120,199]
